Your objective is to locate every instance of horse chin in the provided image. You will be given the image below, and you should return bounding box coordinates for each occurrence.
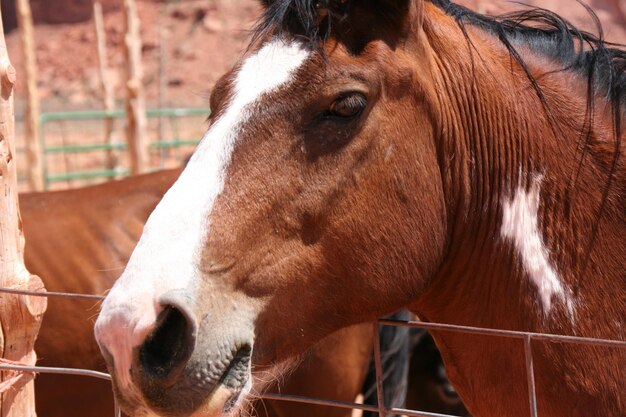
[188,380,253,417]
[115,348,254,417]
[132,378,253,417]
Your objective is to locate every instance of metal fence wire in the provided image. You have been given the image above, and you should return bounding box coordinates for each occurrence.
[1,286,625,417]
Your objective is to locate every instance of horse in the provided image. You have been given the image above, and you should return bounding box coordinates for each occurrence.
[94,1,625,414]
[22,169,465,416]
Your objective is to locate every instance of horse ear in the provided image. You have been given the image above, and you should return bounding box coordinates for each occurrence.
[378,0,419,31]
[334,0,416,51]
[379,0,411,8]
[374,0,413,22]
[356,0,415,29]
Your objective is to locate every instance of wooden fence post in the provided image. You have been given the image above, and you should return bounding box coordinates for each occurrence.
[16,0,43,191]
[157,6,168,165]
[0,4,47,416]
[122,0,148,175]
[94,1,119,174]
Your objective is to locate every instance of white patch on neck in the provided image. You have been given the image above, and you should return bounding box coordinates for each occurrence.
[501,175,574,316]
[95,38,310,389]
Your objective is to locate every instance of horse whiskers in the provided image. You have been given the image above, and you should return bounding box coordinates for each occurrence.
[95,266,126,273]
[239,357,306,417]
[251,357,301,393]
[87,312,101,322]
[232,389,260,417]
[256,394,273,417]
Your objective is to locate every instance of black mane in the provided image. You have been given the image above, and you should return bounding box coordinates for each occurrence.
[430,0,626,109]
[253,0,319,42]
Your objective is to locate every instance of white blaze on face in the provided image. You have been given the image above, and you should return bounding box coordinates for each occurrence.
[501,175,573,316]
[95,38,310,389]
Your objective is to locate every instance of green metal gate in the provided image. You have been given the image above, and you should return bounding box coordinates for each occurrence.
[39,107,209,189]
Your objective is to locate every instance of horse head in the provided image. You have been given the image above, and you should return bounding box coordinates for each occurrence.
[95,1,447,415]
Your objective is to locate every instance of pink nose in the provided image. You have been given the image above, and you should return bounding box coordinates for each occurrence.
[95,292,197,393]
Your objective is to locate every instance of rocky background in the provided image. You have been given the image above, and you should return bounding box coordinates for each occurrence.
[2,0,625,111]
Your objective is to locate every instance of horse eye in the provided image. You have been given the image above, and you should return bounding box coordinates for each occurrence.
[327,93,367,119]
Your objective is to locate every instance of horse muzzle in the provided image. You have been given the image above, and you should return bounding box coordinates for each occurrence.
[95,289,255,417]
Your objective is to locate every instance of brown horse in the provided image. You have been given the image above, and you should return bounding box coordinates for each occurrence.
[95,1,625,415]
[22,169,375,417]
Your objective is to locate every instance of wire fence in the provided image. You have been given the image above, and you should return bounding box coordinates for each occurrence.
[1,286,625,417]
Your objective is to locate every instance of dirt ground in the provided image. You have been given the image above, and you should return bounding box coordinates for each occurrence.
[6,0,626,191]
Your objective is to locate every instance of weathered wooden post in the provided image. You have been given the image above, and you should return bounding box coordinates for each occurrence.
[122,0,148,175]
[16,0,43,191]
[0,4,47,416]
[157,6,168,165]
[94,1,119,173]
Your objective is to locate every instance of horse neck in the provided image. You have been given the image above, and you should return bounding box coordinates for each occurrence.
[413,5,625,339]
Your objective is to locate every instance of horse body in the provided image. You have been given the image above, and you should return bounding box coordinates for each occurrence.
[24,169,180,369]
[22,169,181,417]
[94,1,625,416]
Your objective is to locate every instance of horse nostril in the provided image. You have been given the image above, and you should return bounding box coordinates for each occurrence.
[138,305,195,380]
